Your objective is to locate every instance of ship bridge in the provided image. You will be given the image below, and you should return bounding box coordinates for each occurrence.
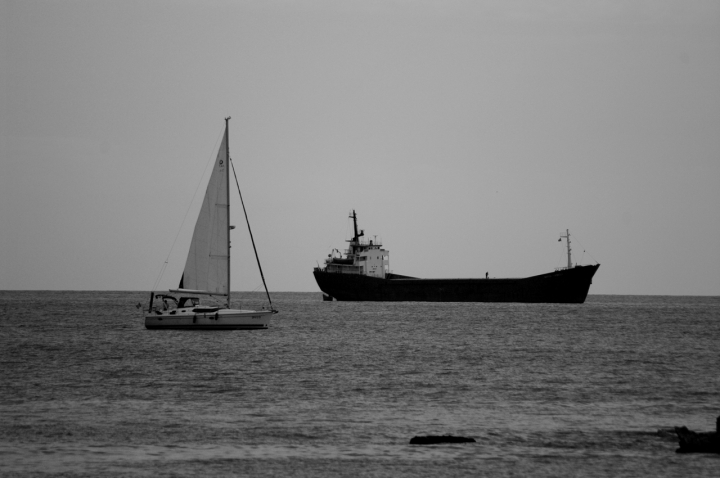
[322,210,389,278]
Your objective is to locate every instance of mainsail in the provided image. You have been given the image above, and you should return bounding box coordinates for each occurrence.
[178,130,229,295]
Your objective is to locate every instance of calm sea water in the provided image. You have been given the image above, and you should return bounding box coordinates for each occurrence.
[1,291,719,477]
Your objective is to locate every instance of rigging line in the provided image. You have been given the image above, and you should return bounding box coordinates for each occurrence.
[151,261,168,292]
[230,158,274,310]
[570,234,599,265]
[150,129,224,292]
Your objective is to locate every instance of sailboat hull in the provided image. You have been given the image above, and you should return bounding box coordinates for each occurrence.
[145,309,272,330]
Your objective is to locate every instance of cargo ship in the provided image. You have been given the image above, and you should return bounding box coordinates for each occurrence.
[313,211,599,303]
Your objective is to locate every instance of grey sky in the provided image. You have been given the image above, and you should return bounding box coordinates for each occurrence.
[2,0,719,295]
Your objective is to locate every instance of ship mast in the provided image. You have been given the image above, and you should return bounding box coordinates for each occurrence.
[560,229,572,269]
[351,210,360,242]
[349,210,364,253]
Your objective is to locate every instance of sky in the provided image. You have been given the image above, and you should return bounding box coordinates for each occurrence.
[2,0,719,295]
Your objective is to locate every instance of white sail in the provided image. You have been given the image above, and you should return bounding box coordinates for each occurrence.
[178,130,229,295]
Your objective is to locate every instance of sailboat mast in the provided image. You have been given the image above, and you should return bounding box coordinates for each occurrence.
[226,116,231,308]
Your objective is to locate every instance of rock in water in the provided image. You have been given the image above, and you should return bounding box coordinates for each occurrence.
[409,435,476,445]
[674,416,720,454]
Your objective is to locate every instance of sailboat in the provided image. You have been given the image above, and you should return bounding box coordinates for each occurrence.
[145,117,276,330]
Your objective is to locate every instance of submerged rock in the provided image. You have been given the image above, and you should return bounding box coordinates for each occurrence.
[409,435,476,445]
[674,416,720,454]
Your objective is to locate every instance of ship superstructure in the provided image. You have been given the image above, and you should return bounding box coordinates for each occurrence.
[323,210,389,279]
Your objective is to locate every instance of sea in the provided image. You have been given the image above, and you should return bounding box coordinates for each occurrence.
[1,291,718,477]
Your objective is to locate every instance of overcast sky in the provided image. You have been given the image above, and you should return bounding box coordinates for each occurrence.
[2,0,719,295]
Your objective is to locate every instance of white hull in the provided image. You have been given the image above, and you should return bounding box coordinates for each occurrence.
[145,308,272,330]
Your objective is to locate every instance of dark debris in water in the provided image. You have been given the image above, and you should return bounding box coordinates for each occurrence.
[409,435,476,445]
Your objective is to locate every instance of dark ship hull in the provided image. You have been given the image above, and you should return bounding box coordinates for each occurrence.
[314,264,599,303]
